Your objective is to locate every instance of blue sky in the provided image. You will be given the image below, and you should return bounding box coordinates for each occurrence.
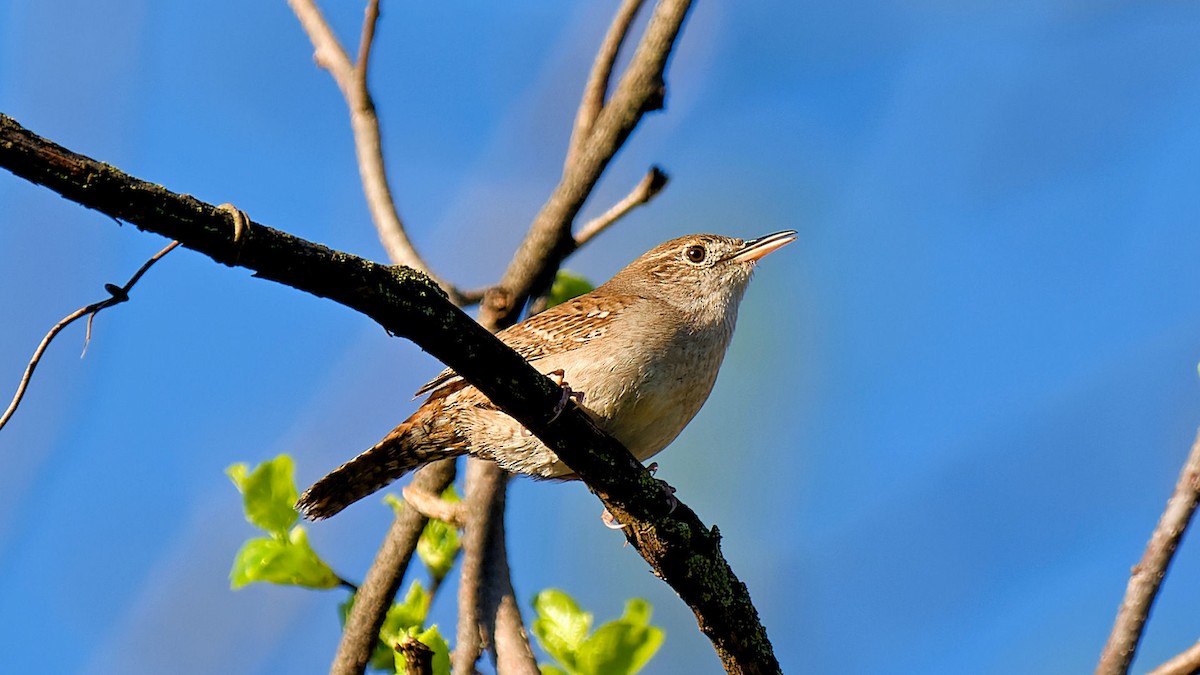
[4,1,1200,673]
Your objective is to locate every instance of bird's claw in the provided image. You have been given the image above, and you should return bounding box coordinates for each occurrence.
[547,369,585,423]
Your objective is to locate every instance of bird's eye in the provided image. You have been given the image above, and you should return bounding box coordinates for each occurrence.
[684,245,707,263]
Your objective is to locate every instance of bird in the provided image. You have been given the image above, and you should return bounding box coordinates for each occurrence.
[297,230,796,520]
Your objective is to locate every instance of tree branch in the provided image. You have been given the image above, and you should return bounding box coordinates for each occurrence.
[565,0,648,168]
[573,165,668,249]
[0,240,179,431]
[1097,428,1200,675]
[453,461,538,674]
[331,460,456,675]
[0,111,779,674]
[1147,640,1200,675]
[287,0,459,300]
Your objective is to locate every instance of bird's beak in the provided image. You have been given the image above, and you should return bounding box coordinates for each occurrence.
[727,230,797,263]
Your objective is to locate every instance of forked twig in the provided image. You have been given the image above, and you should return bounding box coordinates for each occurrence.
[287,0,460,300]
[0,240,180,432]
[1097,428,1200,675]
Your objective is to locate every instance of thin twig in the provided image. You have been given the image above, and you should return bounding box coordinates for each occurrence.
[0,241,180,432]
[287,0,353,89]
[573,166,668,248]
[287,0,458,299]
[354,0,380,77]
[1097,428,1200,675]
[402,484,466,527]
[452,461,537,675]
[1148,640,1200,675]
[566,0,648,167]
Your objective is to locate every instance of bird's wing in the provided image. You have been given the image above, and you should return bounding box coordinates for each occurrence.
[413,293,640,398]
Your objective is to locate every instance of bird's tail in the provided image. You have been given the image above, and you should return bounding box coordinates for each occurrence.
[297,420,462,520]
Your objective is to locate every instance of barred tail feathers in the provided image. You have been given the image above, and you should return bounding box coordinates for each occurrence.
[296,421,460,520]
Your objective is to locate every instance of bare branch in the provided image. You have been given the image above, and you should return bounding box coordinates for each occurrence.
[454,460,494,673]
[0,240,179,432]
[332,460,457,675]
[287,0,459,300]
[574,166,668,248]
[287,0,354,92]
[483,479,539,675]
[402,483,465,527]
[452,462,538,675]
[566,0,648,167]
[1097,428,1200,675]
[354,0,381,78]
[1148,640,1200,675]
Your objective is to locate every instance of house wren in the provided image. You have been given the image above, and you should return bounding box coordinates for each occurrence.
[298,230,796,520]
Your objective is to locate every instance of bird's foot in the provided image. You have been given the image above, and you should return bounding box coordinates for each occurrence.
[547,369,585,423]
[644,462,678,514]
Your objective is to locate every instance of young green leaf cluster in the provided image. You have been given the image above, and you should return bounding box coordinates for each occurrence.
[532,589,664,675]
[227,455,339,589]
[229,455,457,674]
[228,457,663,674]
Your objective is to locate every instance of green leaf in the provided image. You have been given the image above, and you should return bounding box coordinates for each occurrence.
[546,270,594,308]
[229,527,339,589]
[532,589,592,672]
[380,581,431,643]
[393,625,450,675]
[575,599,663,675]
[227,455,299,536]
[539,666,568,675]
[362,581,432,671]
[417,487,461,581]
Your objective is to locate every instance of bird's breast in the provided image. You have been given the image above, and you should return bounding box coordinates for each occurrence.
[537,324,732,462]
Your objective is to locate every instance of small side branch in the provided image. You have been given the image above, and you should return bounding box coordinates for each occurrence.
[1097,428,1200,675]
[573,166,668,249]
[0,240,180,432]
[1147,640,1200,675]
[402,483,466,528]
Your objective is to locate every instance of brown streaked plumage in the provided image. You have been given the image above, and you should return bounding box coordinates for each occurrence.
[297,231,796,520]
